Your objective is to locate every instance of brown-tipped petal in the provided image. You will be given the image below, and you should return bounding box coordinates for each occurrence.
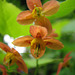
[56,63,63,75]
[64,52,72,62]
[48,33,58,37]
[0,42,11,52]
[31,47,45,59]
[44,38,64,50]
[16,57,28,74]
[42,0,60,16]
[35,17,52,35]
[12,36,33,47]
[0,65,8,75]
[31,38,46,59]
[30,25,48,38]
[48,29,58,38]
[17,10,34,25]
[26,0,42,11]
[12,48,22,58]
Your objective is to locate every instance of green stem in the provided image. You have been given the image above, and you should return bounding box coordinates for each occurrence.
[35,59,39,75]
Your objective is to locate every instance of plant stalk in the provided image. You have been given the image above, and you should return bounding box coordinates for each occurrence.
[35,59,39,75]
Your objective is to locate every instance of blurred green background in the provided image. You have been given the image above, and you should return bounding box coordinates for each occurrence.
[0,0,75,75]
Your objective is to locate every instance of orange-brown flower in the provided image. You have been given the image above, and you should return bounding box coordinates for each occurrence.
[12,25,64,59]
[0,65,7,75]
[0,42,28,74]
[17,0,60,35]
[56,52,72,75]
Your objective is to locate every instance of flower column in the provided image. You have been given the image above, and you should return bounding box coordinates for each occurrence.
[13,0,64,75]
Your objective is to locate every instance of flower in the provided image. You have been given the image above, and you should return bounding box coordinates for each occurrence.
[12,25,64,59]
[56,52,72,75]
[0,42,28,74]
[0,65,7,75]
[17,0,60,25]
[17,0,60,35]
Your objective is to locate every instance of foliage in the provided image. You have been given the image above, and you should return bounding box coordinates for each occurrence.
[25,59,54,68]
[0,0,30,38]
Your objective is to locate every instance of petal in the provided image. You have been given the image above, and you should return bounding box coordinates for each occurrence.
[26,0,42,11]
[49,33,58,37]
[31,38,46,59]
[12,36,33,47]
[48,29,58,38]
[0,42,11,52]
[64,52,72,62]
[44,38,64,50]
[0,65,7,75]
[35,17,52,35]
[56,62,63,75]
[63,56,72,65]
[17,10,34,25]
[30,25,48,38]
[12,48,22,58]
[3,52,16,66]
[42,0,60,16]
[16,57,28,74]
[31,47,45,59]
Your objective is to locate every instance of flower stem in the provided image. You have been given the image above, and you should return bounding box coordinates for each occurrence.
[35,59,39,75]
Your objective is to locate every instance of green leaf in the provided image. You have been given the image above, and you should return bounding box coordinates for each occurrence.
[60,20,75,51]
[0,1,30,38]
[61,20,75,33]
[0,50,6,63]
[53,19,69,39]
[48,0,75,20]
[25,59,54,68]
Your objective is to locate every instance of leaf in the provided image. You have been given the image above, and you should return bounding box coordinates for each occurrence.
[7,63,18,72]
[62,41,75,51]
[60,20,75,51]
[24,59,54,68]
[0,1,30,38]
[52,19,69,39]
[61,19,75,43]
[48,0,75,19]
[0,50,6,63]
[61,20,75,33]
